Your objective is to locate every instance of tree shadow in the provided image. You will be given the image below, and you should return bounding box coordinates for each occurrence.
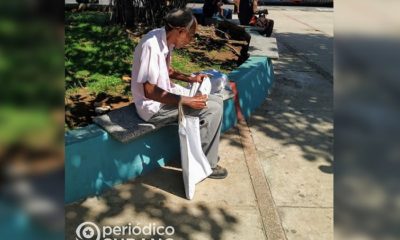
[65,11,135,89]
[65,164,239,240]
[175,34,246,72]
[225,32,333,174]
[273,32,333,80]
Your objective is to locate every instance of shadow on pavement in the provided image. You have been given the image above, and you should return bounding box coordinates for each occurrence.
[274,32,333,80]
[224,32,333,174]
[65,162,239,240]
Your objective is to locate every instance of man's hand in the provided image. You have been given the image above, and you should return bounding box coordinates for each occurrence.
[143,82,207,109]
[168,67,175,76]
[188,74,208,83]
[170,68,208,83]
[181,94,208,109]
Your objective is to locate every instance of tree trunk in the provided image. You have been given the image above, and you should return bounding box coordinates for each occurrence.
[113,0,188,28]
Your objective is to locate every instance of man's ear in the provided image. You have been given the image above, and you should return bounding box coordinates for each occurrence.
[180,26,189,33]
[178,28,185,34]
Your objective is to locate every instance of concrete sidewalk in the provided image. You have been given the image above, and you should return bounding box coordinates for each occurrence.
[251,6,333,240]
[66,7,333,240]
[66,128,267,240]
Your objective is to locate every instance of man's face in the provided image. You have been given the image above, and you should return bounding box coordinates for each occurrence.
[174,24,196,49]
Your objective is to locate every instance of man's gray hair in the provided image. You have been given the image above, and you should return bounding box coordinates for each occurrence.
[164,8,195,31]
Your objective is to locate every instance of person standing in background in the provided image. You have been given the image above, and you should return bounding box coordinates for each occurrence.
[203,0,224,25]
[238,0,258,25]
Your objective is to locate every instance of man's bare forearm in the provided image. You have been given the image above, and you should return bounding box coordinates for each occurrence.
[143,82,207,110]
[169,68,192,82]
[143,82,180,105]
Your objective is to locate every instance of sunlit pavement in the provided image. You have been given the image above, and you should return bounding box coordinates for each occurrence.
[248,6,333,240]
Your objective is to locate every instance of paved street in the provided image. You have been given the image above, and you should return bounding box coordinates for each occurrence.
[66,6,333,240]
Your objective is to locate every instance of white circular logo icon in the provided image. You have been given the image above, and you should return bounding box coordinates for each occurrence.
[76,222,100,240]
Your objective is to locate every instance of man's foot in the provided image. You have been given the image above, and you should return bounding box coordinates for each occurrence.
[208,165,228,179]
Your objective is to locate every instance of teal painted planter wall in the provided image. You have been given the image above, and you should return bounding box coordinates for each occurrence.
[65,56,274,204]
[66,97,237,203]
[65,125,180,203]
[229,57,275,119]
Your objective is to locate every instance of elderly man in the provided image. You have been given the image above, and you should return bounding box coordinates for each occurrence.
[131,8,228,179]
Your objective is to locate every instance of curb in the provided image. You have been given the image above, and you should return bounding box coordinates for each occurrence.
[237,120,287,240]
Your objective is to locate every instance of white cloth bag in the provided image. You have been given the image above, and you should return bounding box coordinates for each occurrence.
[197,69,228,93]
[178,79,212,200]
